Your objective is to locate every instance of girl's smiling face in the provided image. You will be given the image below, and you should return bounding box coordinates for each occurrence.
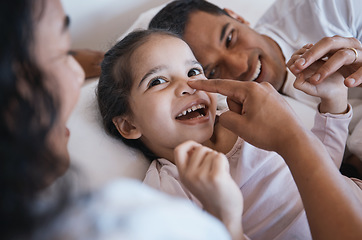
[114,34,217,162]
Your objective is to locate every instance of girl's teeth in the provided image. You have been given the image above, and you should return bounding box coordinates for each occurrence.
[177,104,206,118]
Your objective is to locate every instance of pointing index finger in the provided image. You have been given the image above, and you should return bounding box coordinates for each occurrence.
[188,79,248,102]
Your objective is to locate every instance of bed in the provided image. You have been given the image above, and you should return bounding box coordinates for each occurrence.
[63,0,316,190]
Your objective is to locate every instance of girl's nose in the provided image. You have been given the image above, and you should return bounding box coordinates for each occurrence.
[175,79,197,96]
[181,87,196,95]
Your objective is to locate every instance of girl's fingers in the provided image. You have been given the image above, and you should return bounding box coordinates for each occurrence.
[187,145,213,171]
[208,152,229,175]
[174,140,201,173]
[174,141,220,181]
[309,48,360,84]
[287,44,312,68]
[293,73,316,94]
[345,67,362,87]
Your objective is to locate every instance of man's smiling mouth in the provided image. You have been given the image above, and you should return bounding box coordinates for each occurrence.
[250,59,262,82]
[176,103,207,120]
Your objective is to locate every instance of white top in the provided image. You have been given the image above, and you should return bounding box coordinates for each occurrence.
[255,0,362,61]
[255,0,362,103]
[255,0,362,104]
[254,0,362,158]
[144,108,354,240]
[34,179,231,240]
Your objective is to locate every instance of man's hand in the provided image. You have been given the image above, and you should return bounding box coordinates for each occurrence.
[71,49,104,79]
[287,36,362,87]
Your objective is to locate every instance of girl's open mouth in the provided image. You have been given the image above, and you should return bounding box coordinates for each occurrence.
[176,103,208,121]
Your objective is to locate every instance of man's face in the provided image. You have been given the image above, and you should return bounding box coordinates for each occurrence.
[183,11,287,91]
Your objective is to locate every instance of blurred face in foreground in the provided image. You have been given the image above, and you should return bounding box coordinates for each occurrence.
[33,0,85,171]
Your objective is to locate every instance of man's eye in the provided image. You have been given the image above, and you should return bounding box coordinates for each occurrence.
[148,78,167,88]
[226,30,234,48]
[208,68,216,79]
[188,68,202,77]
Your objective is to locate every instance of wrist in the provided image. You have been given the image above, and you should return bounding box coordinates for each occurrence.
[276,126,314,159]
[319,98,348,114]
[223,215,244,240]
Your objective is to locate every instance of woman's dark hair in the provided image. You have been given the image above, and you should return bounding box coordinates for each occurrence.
[97,29,179,161]
[0,1,69,238]
[149,0,229,36]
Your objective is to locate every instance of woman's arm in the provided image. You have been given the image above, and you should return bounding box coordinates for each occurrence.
[188,79,362,240]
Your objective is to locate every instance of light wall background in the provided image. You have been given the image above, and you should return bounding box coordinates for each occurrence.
[61,0,275,51]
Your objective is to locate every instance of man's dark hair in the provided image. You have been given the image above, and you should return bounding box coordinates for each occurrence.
[149,0,228,37]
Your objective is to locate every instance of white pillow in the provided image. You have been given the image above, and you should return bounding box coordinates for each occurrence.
[67,80,150,190]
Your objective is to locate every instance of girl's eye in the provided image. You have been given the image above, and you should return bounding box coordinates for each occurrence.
[148,77,167,88]
[226,30,234,48]
[188,68,202,77]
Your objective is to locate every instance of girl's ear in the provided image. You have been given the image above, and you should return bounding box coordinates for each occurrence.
[223,8,250,26]
[112,116,142,139]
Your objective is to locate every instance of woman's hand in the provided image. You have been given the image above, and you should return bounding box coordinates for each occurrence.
[174,140,244,240]
[287,36,362,87]
[188,80,306,154]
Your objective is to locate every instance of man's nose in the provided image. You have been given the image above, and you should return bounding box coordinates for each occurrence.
[222,52,248,80]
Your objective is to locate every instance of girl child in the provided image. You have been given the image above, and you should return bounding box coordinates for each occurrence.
[97,29,352,240]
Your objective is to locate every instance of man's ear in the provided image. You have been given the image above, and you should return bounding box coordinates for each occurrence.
[112,116,142,139]
[223,8,250,26]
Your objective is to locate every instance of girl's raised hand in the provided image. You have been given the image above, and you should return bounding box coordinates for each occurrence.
[287,36,362,87]
[174,140,244,240]
[292,60,348,114]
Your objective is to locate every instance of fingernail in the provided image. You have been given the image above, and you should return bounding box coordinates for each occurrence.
[295,58,305,66]
[312,74,321,82]
[290,64,300,73]
[346,78,355,85]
